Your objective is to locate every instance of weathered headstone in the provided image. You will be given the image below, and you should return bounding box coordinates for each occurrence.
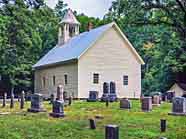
[56,85,64,101]
[152,95,160,106]
[10,92,14,108]
[49,100,65,118]
[68,96,72,106]
[50,94,55,104]
[105,125,119,139]
[63,91,68,103]
[167,91,175,102]
[162,93,168,102]
[109,82,117,102]
[28,94,46,112]
[87,91,98,102]
[169,97,186,116]
[141,97,152,112]
[89,119,96,129]
[20,91,25,109]
[2,92,7,107]
[101,82,109,102]
[160,119,166,132]
[120,98,131,109]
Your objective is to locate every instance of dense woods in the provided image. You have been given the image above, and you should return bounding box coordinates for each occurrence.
[0,0,185,95]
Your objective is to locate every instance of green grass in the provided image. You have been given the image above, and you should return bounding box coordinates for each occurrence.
[0,100,185,139]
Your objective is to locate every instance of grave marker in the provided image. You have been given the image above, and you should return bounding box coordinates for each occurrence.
[20,91,25,109]
[160,119,166,132]
[50,94,55,104]
[169,97,186,116]
[10,92,14,108]
[141,97,152,112]
[87,91,98,102]
[101,82,109,102]
[109,82,117,102]
[105,125,119,139]
[28,94,46,112]
[120,98,131,110]
[152,95,160,106]
[2,92,7,107]
[68,96,72,106]
[56,85,64,101]
[89,119,96,129]
[49,100,65,118]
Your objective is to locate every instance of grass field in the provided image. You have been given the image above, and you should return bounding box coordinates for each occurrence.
[0,100,185,139]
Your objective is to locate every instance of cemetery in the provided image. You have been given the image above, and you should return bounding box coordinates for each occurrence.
[0,88,186,139]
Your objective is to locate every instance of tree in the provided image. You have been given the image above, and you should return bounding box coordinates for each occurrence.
[106,0,186,94]
[54,0,68,19]
[0,0,58,94]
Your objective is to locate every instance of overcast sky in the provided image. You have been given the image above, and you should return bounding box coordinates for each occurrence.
[45,0,114,19]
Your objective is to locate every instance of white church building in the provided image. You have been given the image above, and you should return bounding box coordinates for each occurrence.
[33,9,145,99]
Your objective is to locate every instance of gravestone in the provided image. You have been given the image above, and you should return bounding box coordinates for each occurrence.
[2,92,7,107]
[168,97,186,116]
[140,94,144,103]
[152,95,160,106]
[63,91,68,103]
[105,125,119,139]
[160,119,166,132]
[87,91,98,102]
[20,91,25,109]
[141,97,152,112]
[167,91,175,102]
[89,119,96,129]
[109,82,117,102]
[68,96,73,106]
[28,94,46,112]
[10,92,14,108]
[49,100,65,118]
[50,94,55,104]
[120,98,131,110]
[101,82,110,102]
[56,85,64,101]
[162,93,168,102]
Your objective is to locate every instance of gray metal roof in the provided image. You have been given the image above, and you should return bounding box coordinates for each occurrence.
[33,22,114,69]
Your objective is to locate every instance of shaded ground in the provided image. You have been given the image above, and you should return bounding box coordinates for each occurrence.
[0,100,185,139]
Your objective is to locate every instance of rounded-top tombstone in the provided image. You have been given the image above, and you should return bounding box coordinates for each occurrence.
[101,82,110,102]
[109,81,117,102]
[56,85,64,101]
[110,82,116,94]
[49,100,65,118]
[103,82,109,94]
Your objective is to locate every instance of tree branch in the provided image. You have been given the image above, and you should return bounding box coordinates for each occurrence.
[176,0,186,14]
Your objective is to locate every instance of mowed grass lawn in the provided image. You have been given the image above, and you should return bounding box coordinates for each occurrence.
[0,100,185,139]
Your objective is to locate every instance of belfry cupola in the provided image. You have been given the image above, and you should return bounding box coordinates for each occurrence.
[58,8,80,45]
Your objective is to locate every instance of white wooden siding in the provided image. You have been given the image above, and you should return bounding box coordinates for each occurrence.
[78,27,141,98]
[34,62,78,98]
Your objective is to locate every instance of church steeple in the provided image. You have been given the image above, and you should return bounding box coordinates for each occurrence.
[58,9,80,45]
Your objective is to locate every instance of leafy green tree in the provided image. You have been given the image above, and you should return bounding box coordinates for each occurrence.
[54,0,68,19]
[106,0,186,94]
[0,0,58,93]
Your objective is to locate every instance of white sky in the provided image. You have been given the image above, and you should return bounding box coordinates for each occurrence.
[45,0,114,19]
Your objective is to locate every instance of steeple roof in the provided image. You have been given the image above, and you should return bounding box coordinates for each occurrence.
[60,9,80,25]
